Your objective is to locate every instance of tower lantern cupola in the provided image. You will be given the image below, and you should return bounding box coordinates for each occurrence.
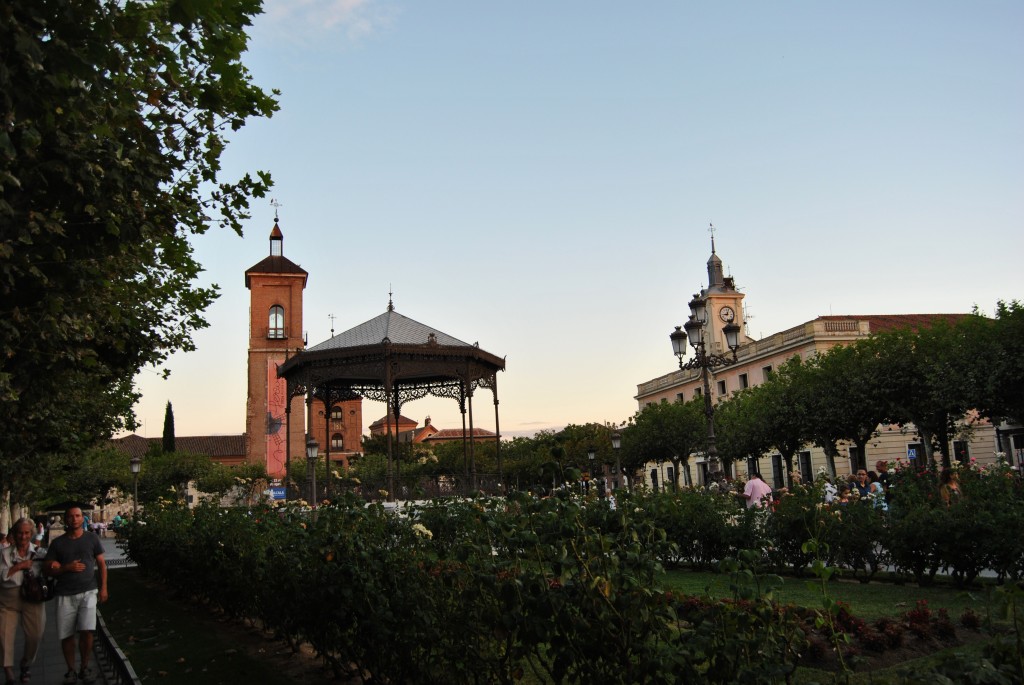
[270,223,283,256]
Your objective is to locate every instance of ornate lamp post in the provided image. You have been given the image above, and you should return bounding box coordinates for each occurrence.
[587,447,597,497]
[129,456,141,517]
[610,431,624,492]
[306,436,319,505]
[670,295,741,476]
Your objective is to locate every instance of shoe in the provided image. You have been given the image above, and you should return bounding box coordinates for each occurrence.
[61,672,76,685]
[78,667,96,685]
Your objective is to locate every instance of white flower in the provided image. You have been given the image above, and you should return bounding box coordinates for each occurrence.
[411,523,433,539]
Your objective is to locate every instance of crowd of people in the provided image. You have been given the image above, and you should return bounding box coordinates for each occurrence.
[0,507,109,685]
[737,459,963,512]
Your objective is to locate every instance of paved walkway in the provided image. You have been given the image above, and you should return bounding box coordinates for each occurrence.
[13,536,129,685]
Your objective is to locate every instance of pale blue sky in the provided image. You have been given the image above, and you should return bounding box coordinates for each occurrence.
[129,1,1023,440]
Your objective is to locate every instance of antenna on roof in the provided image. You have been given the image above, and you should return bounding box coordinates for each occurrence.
[328,313,336,337]
[388,284,395,311]
[270,198,283,222]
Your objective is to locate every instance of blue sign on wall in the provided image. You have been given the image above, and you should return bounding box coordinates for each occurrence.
[270,487,287,500]
[907,447,917,460]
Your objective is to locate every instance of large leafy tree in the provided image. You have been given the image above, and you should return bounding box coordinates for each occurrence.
[622,399,704,490]
[747,356,811,488]
[961,301,1024,428]
[869,321,974,469]
[0,0,278,490]
[803,342,892,477]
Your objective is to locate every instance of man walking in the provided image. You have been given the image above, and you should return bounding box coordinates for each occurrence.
[44,507,108,684]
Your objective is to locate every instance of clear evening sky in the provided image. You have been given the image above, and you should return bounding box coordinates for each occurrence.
[127,1,1023,440]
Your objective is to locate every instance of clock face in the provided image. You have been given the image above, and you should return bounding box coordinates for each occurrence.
[719,306,735,323]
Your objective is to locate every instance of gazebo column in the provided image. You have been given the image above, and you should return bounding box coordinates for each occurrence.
[306,390,315,503]
[492,377,502,488]
[468,387,477,493]
[384,364,395,502]
[285,396,292,500]
[323,384,332,503]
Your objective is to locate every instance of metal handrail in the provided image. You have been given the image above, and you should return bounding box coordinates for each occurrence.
[94,612,142,685]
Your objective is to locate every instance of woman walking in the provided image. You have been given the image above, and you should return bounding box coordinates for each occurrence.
[0,519,46,684]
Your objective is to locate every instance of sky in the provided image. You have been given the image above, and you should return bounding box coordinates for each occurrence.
[127,1,1024,441]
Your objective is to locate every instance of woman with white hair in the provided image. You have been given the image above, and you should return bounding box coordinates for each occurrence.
[0,518,45,684]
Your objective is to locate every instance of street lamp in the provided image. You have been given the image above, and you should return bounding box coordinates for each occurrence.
[129,456,141,517]
[670,294,741,477]
[587,447,596,496]
[611,431,624,492]
[306,436,319,505]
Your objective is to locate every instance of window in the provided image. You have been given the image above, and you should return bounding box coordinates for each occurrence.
[676,393,685,403]
[694,387,702,399]
[799,450,812,483]
[660,397,668,404]
[739,373,749,389]
[666,466,675,491]
[849,445,866,473]
[716,379,727,396]
[907,442,924,462]
[762,364,773,380]
[331,405,343,421]
[268,305,285,339]
[331,434,344,450]
[953,440,969,463]
[771,454,784,489]
[746,456,759,477]
[650,469,659,492]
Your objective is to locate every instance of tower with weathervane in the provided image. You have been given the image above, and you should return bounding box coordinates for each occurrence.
[244,221,308,478]
[697,235,754,354]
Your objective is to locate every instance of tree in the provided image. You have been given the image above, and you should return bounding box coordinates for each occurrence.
[961,301,1024,428]
[162,401,176,453]
[869,321,974,469]
[622,399,705,490]
[803,342,892,477]
[0,0,278,492]
[748,357,811,488]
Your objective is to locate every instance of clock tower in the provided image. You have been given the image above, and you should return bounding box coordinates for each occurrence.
[698,237,752,354]
[244,222,308,478]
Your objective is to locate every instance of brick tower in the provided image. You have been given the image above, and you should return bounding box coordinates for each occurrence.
[244,222,308,478]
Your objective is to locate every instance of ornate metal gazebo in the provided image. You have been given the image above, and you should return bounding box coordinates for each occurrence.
[276,302,506,500]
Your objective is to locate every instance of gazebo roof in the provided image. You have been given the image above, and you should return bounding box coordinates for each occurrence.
[276,305,505,392]
[308,308,471,352]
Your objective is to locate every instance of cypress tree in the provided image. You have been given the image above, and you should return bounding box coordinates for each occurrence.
[162,401,176,453]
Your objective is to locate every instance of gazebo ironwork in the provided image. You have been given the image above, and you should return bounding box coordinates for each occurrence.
[276,303,506,500]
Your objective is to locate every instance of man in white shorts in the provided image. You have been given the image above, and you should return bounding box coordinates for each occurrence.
[44,507,108,685]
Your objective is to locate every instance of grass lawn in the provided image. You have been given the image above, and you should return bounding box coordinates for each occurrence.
[101,567,330,684]
[659,568,994,621]
[101,565,1005,684]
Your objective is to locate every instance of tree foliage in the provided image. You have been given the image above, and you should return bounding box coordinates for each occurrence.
[0,0,278,489]
[622,399,705,489]
[162,401,176,454]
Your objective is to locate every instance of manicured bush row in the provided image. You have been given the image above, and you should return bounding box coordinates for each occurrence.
[632,462,1024,587]
[125,492,809,684]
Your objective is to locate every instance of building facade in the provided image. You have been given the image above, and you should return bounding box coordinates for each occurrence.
[635,242,1005,491]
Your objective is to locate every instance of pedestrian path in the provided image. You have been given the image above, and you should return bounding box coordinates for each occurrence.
[12,536,132,685]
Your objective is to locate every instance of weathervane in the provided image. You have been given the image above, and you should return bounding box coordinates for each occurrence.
[388,285,394,312]
[270,198,283,222]
[328,313,336,337]
[708,222,716,252]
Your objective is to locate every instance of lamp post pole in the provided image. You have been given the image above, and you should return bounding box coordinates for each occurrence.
[611,431,624,492]
[670,295,741,478]
[306,436,319,505]
[587,448,596,497]
[129,456,141,517]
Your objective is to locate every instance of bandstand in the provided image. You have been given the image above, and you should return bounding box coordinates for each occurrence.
[276,301,506,500]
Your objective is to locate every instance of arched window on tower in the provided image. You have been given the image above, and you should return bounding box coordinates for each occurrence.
[268,305,285,339]
[331,433,344,450]
[331,405,343,421]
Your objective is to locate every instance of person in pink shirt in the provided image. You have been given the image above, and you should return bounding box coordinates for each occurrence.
[742,472,774,509]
